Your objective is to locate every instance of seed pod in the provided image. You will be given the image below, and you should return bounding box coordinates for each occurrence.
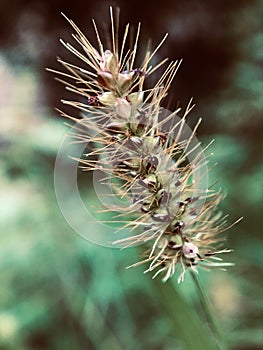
[143,155,159,174]
[115,98,131,119]
[171,220,184,233]
[100,50,118,73]
[125,136,143,150]
[143,136,160,152]
[128,91,144,104]
[122,159,140,170]
[182,242,199,259]
[151,209,170,222]
[140,197,152,213]
[97,71,116,90]
[157,189,171,206]
[97,91,116,105]
[176,202,186,217]
[117,71,135,92]
[105,122,125,134]
[138,174,157,190]
[167,233,183,249]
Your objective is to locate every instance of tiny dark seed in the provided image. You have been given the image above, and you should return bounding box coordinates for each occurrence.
[168,241,178,249]
[172,221,184,233]
[137,179,149,188]
[158,190,171,206]
[151,212,170,222]
[125,136,143,150]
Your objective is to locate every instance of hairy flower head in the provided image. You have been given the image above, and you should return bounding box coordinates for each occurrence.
[49,8,241,283]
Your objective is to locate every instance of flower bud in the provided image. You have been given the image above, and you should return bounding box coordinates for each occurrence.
[167,234,183,249]
[182,242,199,259]
[151,209,170,222]
[117,71,135,91]
[138,174,157,190]
[98,92,116,106]
[97,71,115,89]
[125,136,143,150]
[115,98,131,119]
[100,50,118,73]
[128,91,144,104]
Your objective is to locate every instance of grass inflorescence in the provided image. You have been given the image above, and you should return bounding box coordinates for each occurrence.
[48,7,241,283]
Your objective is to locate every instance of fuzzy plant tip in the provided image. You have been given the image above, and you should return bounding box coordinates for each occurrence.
[51,7,241,283]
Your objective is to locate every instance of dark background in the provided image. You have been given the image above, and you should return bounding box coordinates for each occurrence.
[0,1,262,349]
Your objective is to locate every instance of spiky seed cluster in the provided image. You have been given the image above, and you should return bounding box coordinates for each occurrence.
[50,8,240,283]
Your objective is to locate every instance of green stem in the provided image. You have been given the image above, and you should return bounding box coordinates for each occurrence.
[190,271,228,350]
[153,277,219,350]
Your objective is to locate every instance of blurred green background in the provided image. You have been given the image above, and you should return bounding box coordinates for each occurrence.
[0,1,262,349]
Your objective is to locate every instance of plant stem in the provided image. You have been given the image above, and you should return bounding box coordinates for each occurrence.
[190,270,228,350]
[153,277,219,350]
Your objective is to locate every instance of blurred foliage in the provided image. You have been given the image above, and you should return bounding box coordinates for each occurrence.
[0,1,262,349]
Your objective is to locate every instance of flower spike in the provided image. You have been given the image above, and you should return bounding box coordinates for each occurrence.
[50,7,240,283]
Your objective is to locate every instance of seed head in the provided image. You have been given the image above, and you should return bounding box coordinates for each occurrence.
[49,7,242,283]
